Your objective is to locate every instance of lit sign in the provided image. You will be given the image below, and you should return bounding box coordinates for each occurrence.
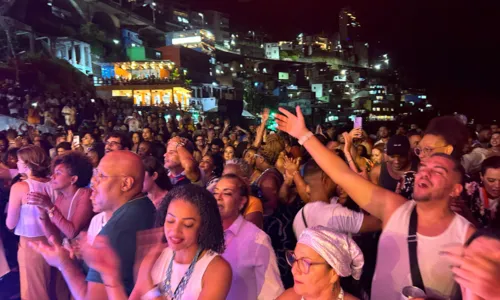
[172,36,202,45]
[278,72,289,80]
[333,75,347,81]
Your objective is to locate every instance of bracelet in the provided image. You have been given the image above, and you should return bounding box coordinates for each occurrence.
[104,282,121,288]
[141,286,161,300]
[298,131,314,145]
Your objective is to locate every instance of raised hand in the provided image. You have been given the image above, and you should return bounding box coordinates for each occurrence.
[440,240,500,300]
[80,235,121,282]
[343,132,353,154]
[275,106,309,139]
[29,235,71,269]
[261,108,270,123]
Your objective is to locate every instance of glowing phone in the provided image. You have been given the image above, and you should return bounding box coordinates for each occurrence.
[354,117,363,129]
[73,135,80,145]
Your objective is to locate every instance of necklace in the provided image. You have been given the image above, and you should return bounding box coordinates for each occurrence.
[162,248,202,299]
[300,288,344,300]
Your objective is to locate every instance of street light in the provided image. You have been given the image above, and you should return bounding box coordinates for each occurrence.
[384,59,389,64]
[198,13,204,27]
[340,69,347,75]
[374,64,381,70]
[383,54,388,59]
[113,39,120,45]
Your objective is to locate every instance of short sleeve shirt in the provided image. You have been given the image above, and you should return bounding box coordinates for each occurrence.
[86,196,156,294]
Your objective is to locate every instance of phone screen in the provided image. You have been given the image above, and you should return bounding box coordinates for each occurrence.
[354,117,363,129]
[73,135,80,145]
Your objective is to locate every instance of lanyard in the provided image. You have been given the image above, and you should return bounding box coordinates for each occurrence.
[162,248,202,299]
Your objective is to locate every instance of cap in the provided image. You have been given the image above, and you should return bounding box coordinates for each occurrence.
[386,135,410,156]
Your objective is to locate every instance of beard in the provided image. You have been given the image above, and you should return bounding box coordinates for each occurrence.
[413,190,432,202]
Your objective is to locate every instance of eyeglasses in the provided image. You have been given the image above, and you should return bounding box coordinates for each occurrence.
[105,141,121,147]
[92,169,127,184]
[253,153,264,160]
[285,250,329,274]
[414,145,447,157]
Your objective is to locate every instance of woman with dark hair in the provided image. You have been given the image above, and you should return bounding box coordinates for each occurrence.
[464,156,500,229]
[5,145,67,300]
[27,151,94,242]
[130,131,143,154]
[86,142,105,169]
[199,152,224,192]
[223,145,236,162]
[142,156,173,209]
[213,174,284,299]
[79,185,232,300]
[416,116,469,161]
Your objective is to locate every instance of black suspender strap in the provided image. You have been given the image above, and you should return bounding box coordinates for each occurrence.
[408,205,426,291]
[301,207,308,228]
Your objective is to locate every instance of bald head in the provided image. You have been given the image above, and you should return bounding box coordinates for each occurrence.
[101,150,145,192]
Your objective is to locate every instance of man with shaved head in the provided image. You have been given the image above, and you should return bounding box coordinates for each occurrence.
[30,151,156,299]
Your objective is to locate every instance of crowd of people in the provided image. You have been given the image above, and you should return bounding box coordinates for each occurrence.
[0,93,500,300]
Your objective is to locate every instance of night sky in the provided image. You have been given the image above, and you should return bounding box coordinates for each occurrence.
[187,0,499,122]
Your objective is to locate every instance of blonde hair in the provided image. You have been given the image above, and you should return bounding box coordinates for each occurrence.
[259,134,285,165]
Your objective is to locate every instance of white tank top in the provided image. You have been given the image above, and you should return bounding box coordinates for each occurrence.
[371,201,471,300]
[14,179,55,237]
[151,248,218,299]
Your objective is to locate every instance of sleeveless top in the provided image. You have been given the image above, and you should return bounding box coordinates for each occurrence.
[371,201,471,300]
[151,248,218,299]
[379,162,399,192]
[15,179,55,237]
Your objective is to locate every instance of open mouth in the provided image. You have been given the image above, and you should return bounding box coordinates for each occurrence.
[417,181,430,189]
[168,236,184,245]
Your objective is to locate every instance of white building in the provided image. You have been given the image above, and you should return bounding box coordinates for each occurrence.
[265,43,280,60]
[55,38,93,75]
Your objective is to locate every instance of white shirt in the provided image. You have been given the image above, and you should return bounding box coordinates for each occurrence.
[125,117,141,132]
[462,147,488,174]
[151,247,218,299]
[62,106,76,126]
[222,215,284,300]
[371,201,471,300]
[86,212,107,244]
[293,201,364,239]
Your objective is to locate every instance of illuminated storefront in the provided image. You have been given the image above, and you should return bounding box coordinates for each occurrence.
[101,60,176,80]
[101,86,191,107]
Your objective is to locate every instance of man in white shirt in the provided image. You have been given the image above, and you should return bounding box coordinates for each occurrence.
[213,174,284,300]
[275,108,476,300]
[293,160,380,238]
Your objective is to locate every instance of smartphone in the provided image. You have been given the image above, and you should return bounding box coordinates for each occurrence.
[91,99,95,103]
[73,135,80,145]
[354,117,363,129]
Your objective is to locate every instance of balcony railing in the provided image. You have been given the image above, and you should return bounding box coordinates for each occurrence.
[98,78,186,86]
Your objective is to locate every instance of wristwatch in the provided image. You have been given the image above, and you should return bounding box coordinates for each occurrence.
[47,206,56,218]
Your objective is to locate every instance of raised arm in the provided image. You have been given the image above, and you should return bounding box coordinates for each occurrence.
[169,137,200,182]
[252,109,269,149]
[275,107,405,223]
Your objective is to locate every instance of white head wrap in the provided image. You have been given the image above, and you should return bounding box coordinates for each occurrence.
[298,226,364,280]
